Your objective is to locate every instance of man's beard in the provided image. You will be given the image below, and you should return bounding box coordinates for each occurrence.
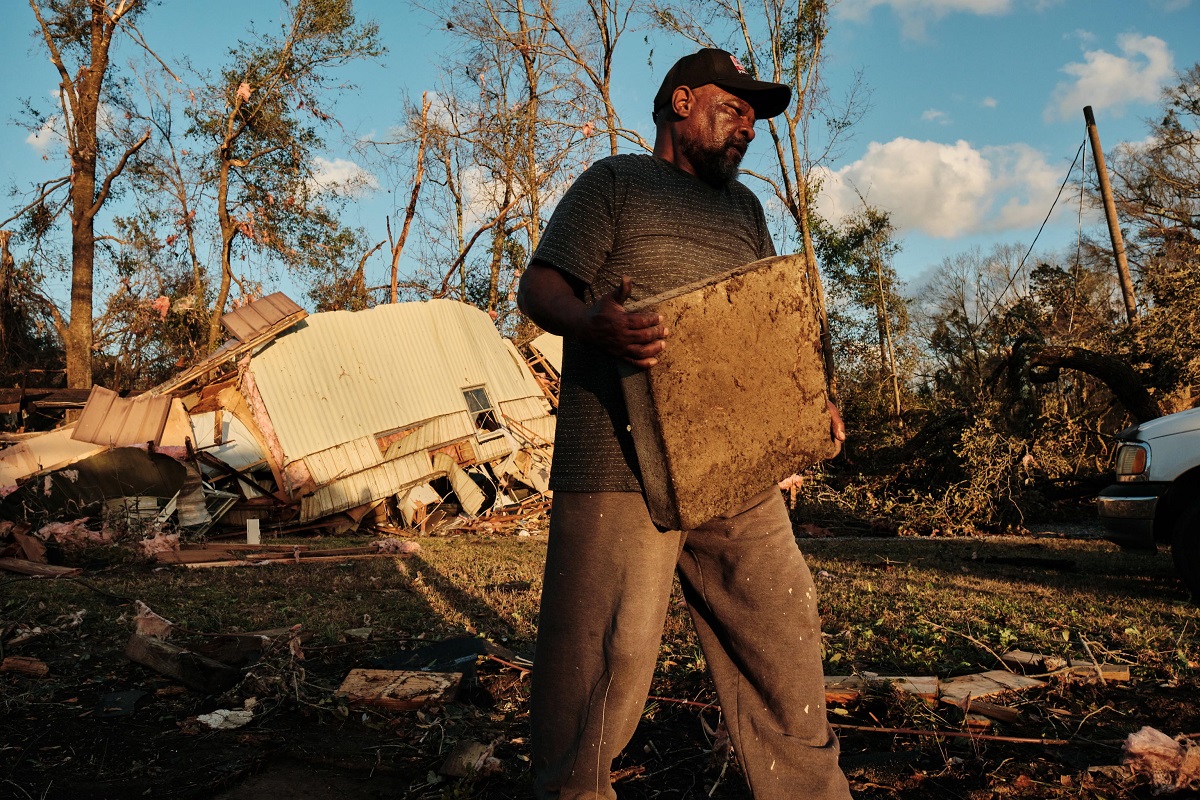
[680,130,746,187]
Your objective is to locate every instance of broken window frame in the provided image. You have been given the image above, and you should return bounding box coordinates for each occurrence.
[462,386,501,435]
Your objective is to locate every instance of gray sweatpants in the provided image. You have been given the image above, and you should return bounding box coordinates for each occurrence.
[530,488,851,800]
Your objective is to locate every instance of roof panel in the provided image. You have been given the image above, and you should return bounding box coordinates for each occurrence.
[249,299,546,462]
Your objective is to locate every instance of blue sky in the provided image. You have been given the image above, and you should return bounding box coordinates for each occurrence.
[1,0,1197,301]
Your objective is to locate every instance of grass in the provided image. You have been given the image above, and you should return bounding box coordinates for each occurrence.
[1,523,1198,799]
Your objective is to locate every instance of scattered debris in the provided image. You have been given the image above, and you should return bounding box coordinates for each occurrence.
[198,700,258,730]
[1,294,558,547]
[125,633,242,693]
[1,656,50,678]
[1123,726,1200,794]
[134,599,174,639]
[336,669,462,711]
[439,738,502,778]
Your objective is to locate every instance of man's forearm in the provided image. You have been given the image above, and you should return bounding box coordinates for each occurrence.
[516,262,590,339]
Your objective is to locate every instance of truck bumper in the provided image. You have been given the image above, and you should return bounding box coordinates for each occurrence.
[1096,483,1169,550]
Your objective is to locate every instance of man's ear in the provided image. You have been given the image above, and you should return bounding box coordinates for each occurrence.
[671,86,694,119]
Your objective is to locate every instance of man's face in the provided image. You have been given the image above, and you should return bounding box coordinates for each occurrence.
[677,85,756,187]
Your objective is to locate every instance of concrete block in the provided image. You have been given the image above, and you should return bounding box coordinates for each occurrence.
[621,255,836,530]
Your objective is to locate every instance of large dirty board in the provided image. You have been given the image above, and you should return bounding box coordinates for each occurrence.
[620,254,837,530]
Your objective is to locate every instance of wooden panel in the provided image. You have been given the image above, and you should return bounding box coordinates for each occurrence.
[621,255,837,529]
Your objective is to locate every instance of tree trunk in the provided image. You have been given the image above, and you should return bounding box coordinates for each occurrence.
[1028,345,1161,422]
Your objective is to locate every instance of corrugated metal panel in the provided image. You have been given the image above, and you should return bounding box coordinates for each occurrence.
[518,415,557,444]
[300,450,435,521]
[383,412,475,459]
[72,386,172,447]
[475,431,514,464]
[221,292,305,343]
[530,333,563,374]
[302,436,385,484]
[249,299,546,462]
[499,397,551,425]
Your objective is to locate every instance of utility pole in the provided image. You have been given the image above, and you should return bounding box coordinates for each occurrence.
[1084,105,1138,324]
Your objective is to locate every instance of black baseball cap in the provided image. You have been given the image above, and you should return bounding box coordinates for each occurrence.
[652,48,792,120]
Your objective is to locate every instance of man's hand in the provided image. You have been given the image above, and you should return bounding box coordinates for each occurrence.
[586,277,669,368]
[518,264,669,368]
[827,400,846,456]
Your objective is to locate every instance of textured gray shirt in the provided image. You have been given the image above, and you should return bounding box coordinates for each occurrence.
[533,153,776,492]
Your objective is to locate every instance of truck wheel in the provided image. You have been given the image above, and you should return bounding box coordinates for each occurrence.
[1171,500,1200,600]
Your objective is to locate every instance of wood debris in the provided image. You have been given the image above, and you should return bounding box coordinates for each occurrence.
[154,541,420,568]
[336,668,461,711]
[1,656,50,678]
[0,557,82,578]
[124,633,241,693]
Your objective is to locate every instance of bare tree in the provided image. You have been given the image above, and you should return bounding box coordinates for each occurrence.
[533,0,648,155]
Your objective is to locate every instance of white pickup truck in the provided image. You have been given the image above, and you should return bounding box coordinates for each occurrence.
[1096,407,1200,598]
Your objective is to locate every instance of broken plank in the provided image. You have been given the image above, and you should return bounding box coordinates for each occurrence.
[824,676,866,704]
[942,697,1022,725]
[178,553,407,568]
[940,670,1046,704]
[875,676,939,702]
[1057,664,1131,682]
[1,656,50,677]
[0,558,82,578]
[124,633,241,693]
[963,713,992,732]
[155,549,237,565]
[12,533,47,564]
[1001,649,1068,673]
[181,542,305,552]
[336,669,461,711]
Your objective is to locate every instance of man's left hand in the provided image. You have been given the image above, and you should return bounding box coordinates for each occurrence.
[827,401,845,452]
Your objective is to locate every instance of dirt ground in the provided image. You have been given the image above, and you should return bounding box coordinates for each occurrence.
[2,526,1197,800]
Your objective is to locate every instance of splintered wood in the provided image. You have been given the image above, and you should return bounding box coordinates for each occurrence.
[337,669,461,711]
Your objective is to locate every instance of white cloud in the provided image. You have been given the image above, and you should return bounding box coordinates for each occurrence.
[980,97,998,109]
[835,0,1011,38]
[922,108,951,124]
[309,157,378,197]
[1045,34,1174,123]
[26,116,61,155]
[814,137,1063,239]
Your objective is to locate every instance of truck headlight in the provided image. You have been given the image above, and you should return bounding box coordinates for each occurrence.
[1114,442,1150,481]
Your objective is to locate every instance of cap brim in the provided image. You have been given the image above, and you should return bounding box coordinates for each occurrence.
[715,76,792,119]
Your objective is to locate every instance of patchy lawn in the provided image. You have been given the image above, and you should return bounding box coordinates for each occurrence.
[1,522,1198,799]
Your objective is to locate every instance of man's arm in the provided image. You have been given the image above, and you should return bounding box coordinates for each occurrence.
[517,260,670,369]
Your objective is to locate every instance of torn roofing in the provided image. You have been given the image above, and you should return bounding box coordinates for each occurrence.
[221,293,304,343]
[247,299,548,462]
[0,447,186,522]
[71,387,173,448]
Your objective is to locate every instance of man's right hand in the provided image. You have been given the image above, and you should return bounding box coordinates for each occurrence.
[586,277,669,369]
[518,264,669,368]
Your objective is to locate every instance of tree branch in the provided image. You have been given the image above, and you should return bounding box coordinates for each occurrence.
[90,129,152,217]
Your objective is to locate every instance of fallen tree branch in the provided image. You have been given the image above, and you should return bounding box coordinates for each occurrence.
[830,722,1069,745]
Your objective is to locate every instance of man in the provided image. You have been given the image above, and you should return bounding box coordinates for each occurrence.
[517,48,852,800]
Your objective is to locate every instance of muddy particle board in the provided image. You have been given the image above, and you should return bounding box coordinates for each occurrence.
[620,255,836,530]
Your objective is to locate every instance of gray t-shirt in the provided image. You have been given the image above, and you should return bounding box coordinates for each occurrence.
[533,153,775,492]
